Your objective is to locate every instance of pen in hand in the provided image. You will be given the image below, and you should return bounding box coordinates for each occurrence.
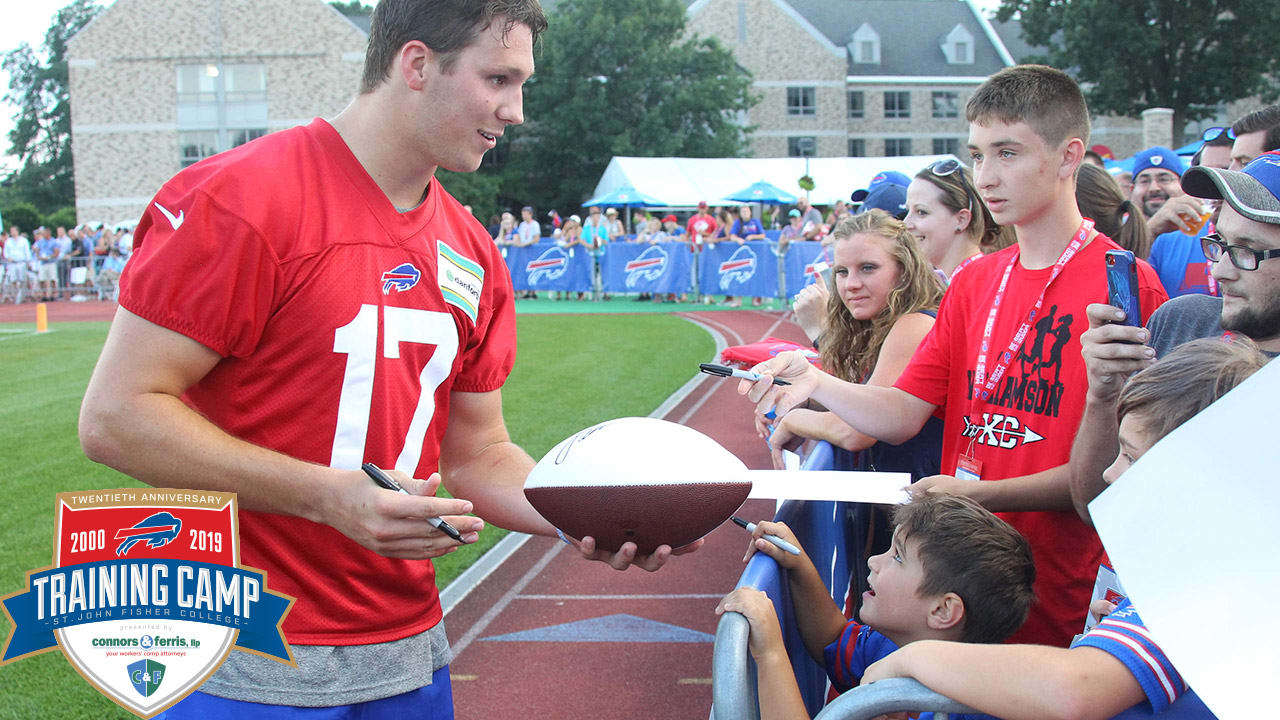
[361,463,466,544]
[730,515,800,555]
[699,363,792,386]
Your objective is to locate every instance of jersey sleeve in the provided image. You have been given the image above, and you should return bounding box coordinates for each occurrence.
[119,187,280,359]
[451,236,517,393]
[892,277,959,407]
[822,620,899,692]
[1070,599,1187,713]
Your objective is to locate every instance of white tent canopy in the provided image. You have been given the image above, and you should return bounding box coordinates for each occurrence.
[589,154,960,209]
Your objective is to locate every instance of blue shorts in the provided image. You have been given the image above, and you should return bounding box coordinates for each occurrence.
[158,665,453,720]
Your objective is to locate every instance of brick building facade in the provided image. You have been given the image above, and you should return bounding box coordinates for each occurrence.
[68,0,367,226]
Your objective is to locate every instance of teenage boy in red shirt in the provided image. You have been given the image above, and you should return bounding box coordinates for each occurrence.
[740,65,1167,647]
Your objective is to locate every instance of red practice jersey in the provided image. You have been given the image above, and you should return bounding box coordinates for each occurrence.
[895,233,1167,647]
[119,119,517,645]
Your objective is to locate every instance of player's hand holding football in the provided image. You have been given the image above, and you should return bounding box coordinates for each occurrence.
[738,350,819,418]
[572,536,704,572]
[1080,303,1155,403]
[326,468,483,559]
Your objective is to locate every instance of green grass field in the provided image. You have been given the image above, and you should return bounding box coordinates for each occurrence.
[0,313,713,718]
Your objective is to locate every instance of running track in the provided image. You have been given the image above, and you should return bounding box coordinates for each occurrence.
[446,308,809,719]
[3,301,807,718]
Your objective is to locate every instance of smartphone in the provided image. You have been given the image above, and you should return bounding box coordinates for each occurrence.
[1104,249,1141,327]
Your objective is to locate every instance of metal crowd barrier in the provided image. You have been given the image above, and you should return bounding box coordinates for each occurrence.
[4,254,127,303]
[710,441,978,720]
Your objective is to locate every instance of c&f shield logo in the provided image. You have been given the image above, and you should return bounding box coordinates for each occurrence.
[1,490,294,718]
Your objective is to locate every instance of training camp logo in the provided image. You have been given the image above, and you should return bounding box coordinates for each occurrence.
[718,245,758,291]
[526,246,570,284]
[1,490,294,718]
[625,245,668,288]
[381,263,422,295]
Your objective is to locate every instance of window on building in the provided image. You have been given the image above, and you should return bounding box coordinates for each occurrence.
[884,138,912,156]
[787,87,816,116]
[942,24,975,64]
[884,91,911,119]
[848,91,864,119]
[788,136,817,157]
[176,63,268,167]
[851,23,880,64]
[933,137,961,156]
[848,138,866,157]
[932,91,959,119]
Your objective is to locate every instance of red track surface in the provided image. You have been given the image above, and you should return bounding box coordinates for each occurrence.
[0,299,120,323]
[448,309,809,720]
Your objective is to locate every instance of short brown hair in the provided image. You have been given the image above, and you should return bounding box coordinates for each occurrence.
[966,65,1090,150]
[1231,104,1280,155]
[893,495,1035,643]
[1117,337,1268,441]
[360,0,549,94]
[1075,163,1151,259]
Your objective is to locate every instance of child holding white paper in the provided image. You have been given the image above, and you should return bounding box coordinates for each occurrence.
[716,495,1035,720]
[858,338,1267,719]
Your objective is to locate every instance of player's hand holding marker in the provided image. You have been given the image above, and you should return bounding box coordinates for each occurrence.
[328,466,482,560]
[737,350,822,419]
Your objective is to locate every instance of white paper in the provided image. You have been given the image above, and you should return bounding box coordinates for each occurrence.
[746,470,911,505]
[777,450,802,513]
[1089,358,1280,719]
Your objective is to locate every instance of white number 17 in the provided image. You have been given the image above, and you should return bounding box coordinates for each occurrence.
[329,304,458,473]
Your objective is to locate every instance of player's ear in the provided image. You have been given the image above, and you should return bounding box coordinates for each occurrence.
[399,40,432,92]
[926,592,965,633]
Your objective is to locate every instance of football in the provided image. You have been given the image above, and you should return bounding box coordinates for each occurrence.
[524,417,751,554]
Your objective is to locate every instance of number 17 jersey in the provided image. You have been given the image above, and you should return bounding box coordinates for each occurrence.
[119,119,517,645]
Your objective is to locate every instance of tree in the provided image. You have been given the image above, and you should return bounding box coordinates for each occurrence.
[502,0,755,213]
[997,0,1280,144]
[329,1,372,17]
[2,0,103,214]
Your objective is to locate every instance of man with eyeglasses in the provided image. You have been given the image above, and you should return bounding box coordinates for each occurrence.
[1065,151,1280,525]
[1145,137,1233,298]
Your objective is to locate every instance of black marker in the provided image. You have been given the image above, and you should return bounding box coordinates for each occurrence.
[700,362,791,386]
[361,463,465,543]
[731,515,800,555]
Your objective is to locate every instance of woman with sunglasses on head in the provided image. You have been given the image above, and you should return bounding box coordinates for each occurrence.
[1075,162,1152,259]
[904,159,1015,282]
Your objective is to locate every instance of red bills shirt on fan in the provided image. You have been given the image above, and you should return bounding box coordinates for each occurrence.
[119,119,517,645]
[895,234,1167,648]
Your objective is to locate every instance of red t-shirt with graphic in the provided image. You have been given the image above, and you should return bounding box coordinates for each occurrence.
[119,119,517,645]
[895,232,1167,647]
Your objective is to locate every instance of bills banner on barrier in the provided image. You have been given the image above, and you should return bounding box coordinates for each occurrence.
[505,242,594,293]
[782,241,831,299]
[1,490,294,718]
[699,240,779,298]
[601,242,693,295]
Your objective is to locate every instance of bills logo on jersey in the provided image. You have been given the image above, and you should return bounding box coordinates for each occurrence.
[381,263,421,295]
[526,246,569,284]
[718,245,758,291]
[961,413,1044,449]
[625,245,668,287]
[113,512,182,557]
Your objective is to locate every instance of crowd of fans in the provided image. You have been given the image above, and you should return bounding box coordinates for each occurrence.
[723,67,1280,720]
[1,222,134,303]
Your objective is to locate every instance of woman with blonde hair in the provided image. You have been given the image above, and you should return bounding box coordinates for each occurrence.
[556,217,586,300]
[904,159,1015,281]
[1075,162,1151,259]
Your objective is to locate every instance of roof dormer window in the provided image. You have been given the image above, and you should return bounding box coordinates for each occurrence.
[942,24,975,64]
[851,23,880,65]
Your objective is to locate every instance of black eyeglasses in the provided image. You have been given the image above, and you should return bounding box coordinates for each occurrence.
[1201,126,1236,143]
[930,159,975,214]
[1201,233,1280,271]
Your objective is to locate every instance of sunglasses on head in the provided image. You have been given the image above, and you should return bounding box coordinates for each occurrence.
[1201,126,1236,143]
[929,159,975,214]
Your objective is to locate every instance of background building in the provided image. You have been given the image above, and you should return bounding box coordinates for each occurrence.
[67,0,367,226]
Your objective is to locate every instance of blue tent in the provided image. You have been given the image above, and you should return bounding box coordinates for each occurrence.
[582,185,665,209]
[722,180,798,205]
